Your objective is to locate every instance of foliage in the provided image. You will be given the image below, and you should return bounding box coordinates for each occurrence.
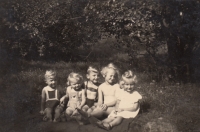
[83,0,200,81]
[160,1,200,81]
[1,0,200,81]
[83,0,162,62]
[1,0,99,61]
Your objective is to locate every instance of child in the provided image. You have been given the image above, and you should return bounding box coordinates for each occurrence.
[40,70,63,122]
[82,66,101,113]
[65,72,86,121]
[97,63,120,113]
[95,70,142,130]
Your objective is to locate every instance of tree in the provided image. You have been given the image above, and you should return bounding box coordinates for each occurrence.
[1,0,98,61]
[1,0,200,81]
[161,1,200,82]
[83,0,200,81]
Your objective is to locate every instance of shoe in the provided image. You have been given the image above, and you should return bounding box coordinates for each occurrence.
[96,122,112,131]
[53,118,60,122]
[43,115,53,122]
[43,116,48,121]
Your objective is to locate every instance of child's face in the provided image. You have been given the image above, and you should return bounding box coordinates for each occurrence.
[87,71,99,84]
[105,69,117,84]
[123,81,135,94]
[70,79,82,91]
[46,77,56,88]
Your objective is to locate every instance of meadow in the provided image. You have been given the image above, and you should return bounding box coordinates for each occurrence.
[0,59,200,132]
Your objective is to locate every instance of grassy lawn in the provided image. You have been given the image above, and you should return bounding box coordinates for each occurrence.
[0,60,200,132]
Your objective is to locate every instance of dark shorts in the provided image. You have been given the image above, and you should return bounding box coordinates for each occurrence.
[86,98,95,108]
[46,100,59,109]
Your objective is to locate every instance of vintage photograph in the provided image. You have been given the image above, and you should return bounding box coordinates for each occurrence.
[0,0,200,132]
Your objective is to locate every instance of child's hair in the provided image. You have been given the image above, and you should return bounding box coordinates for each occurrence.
[67,72,83,85]
[44,70,56,82]
[101,63,120,78]
[87,65,99,74]
[120,70,137,85]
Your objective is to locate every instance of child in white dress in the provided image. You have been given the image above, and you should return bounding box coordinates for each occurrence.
[95,70,142,130]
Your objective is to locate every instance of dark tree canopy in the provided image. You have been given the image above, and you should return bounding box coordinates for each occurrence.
[1,0,200,81]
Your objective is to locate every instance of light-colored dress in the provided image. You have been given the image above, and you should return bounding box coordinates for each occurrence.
[108,91,142,118]
[114,85,124,108]
[114,84,124,101]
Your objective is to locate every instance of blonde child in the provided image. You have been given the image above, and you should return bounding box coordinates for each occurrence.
[97,63,120,113]
[95,70,142,130]
[82,66,101,113]
[40,70,63,122]
[65,72,86,121]
[78,63,120,119]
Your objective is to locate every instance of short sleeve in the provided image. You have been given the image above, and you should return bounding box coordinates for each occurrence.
[131,91,142,103]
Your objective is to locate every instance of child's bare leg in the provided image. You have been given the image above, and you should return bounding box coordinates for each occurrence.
[109,116,123,127]
[87,106,95,114]
[95,117,116,130]
[87,108,92,114]
[102,116,115,123]
[44,108,53,122]
[82,105,89,112]
[90,107,105,119]
[105,107,115,115]
[65,108,73,121]
[54,106,63,122]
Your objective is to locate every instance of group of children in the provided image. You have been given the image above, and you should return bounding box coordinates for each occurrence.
[40,63,143,130]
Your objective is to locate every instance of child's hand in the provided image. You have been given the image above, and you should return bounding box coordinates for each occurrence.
[100,104,107,111]
[60,96,66,104]
[71,109,79,117]
[77,105,82,109]
[39,110,45,115]
[115,108,123,112]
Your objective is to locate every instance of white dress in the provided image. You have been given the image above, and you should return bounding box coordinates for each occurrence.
[114,84,124,100]
[108,91,142,118]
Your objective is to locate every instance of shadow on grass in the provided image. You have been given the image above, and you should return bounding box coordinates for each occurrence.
[139,101,151,114]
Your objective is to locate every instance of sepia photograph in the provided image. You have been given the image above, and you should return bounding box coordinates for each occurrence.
[0,0,200,131]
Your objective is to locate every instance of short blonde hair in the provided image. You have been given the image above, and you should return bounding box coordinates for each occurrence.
[87,66,99,74]
[67,72,83,85]
[44,70,56,82]
[101,63,120,78]
[120,70,137,85]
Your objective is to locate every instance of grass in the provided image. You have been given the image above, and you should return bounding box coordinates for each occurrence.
[0,60,200,132]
